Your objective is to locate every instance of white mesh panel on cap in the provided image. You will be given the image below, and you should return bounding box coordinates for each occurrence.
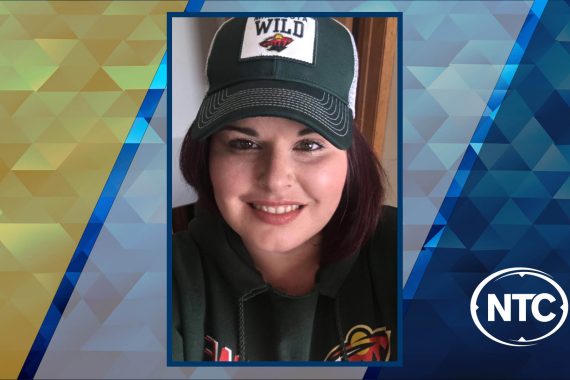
[332,18,359,117]
[204,17,235,86]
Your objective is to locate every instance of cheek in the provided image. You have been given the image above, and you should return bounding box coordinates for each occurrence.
[209,154,253,206]
[305,154,348,204]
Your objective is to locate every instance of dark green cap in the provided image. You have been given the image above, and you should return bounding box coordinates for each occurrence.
[190,17,358,149]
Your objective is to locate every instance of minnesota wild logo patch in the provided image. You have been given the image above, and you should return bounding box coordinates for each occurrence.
[240,17,316,64]
[259,33,294,52]
[324,324,391,361]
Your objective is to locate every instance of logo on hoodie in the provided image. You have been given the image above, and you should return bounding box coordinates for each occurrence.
[203,335,240,362]
[324,324,391,361]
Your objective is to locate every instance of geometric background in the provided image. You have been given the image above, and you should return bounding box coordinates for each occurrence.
[0,2,183,379]
[381,0,570,378]
[3,0,568,379]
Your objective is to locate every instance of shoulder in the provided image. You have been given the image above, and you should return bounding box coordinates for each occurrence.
[172,228,207,317]
[172,228,202,288]
[366,205,398,353]
[173,229,194,251]
[172,228,207,361]
[173,229,201,266]
[351,205,398,281]
[172,229,205,286]
[371,205,397,253]
[380,205,397,232]
[363,204,398,293]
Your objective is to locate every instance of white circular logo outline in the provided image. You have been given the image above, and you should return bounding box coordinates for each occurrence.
[470,267,568,347]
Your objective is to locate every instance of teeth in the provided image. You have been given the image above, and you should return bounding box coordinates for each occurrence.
[253,204,301,214]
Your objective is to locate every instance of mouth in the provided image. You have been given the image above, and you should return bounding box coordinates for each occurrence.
[247,202,305,225]
[250,204,304,214]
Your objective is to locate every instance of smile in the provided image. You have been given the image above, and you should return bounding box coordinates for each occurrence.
[248,202,305,225]
[251,204,302,214]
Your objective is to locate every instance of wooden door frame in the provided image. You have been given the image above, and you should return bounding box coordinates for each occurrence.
[335,17,398,158]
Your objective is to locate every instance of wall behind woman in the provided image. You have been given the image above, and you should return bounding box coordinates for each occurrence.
[172,17,398,208]
[172,18,224,207]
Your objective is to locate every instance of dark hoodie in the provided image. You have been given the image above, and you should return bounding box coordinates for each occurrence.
[172,205,397,362]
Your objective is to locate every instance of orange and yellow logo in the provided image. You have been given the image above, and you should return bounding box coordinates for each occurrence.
[324,324,391,362]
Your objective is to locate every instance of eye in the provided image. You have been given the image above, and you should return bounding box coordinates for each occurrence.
[228,138,260,150]
[294,140,324,152]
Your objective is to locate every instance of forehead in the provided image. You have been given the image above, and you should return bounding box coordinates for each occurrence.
[219,116,318,137]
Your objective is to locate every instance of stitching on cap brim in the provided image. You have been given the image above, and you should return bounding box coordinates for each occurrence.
[193,87,351,138]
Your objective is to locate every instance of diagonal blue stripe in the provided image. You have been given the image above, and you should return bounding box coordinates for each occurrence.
[403,0,548,301]
[186,0,206,12]
[17,24,176,380]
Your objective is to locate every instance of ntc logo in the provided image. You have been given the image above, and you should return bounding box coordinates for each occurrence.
[470,267,568,347]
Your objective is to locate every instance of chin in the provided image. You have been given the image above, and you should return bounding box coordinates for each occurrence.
[244,233,306,255]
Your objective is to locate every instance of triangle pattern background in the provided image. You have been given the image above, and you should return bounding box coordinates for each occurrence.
[0,1,184,379]
[0,0,548,379]
[381,0,570,378]
[38,0,532,379]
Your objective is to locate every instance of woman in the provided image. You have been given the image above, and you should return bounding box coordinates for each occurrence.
[173,17,397,362]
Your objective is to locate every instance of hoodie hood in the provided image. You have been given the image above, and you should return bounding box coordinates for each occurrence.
[187,207,359,361]
[188,207,359,299]
[173,205,397,362]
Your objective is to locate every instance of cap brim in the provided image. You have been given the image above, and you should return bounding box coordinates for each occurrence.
[190,80,353,150]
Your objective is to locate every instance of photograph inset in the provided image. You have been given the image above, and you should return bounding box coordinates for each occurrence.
[170,16,399,362]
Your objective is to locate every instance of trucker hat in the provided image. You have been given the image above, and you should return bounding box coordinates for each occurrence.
[190,17,359,149]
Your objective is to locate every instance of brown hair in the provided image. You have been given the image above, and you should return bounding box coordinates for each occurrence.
[179,123,386,263]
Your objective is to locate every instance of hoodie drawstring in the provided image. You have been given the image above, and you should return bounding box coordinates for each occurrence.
[334,297,348,361]
[238,285,271,361]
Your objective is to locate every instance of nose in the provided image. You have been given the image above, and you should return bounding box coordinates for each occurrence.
[257,146,294,191]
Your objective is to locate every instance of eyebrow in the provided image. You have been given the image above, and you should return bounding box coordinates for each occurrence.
[298,127,318,136]
[223,126,258,136]
[223,125,317,137]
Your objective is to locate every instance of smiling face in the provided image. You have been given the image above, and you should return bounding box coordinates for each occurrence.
[209,116,348,257]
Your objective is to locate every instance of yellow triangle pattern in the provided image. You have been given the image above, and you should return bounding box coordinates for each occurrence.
[0,1,185,378]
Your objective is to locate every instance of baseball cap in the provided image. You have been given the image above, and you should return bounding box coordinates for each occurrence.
[190,17,359,150]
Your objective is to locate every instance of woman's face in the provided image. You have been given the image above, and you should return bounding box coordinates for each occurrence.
[209,116,348,255]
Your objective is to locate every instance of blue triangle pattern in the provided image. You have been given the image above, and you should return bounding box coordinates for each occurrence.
[385,0,570,378]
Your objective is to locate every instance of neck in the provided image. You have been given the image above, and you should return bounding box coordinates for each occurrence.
[243,237,321,296]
